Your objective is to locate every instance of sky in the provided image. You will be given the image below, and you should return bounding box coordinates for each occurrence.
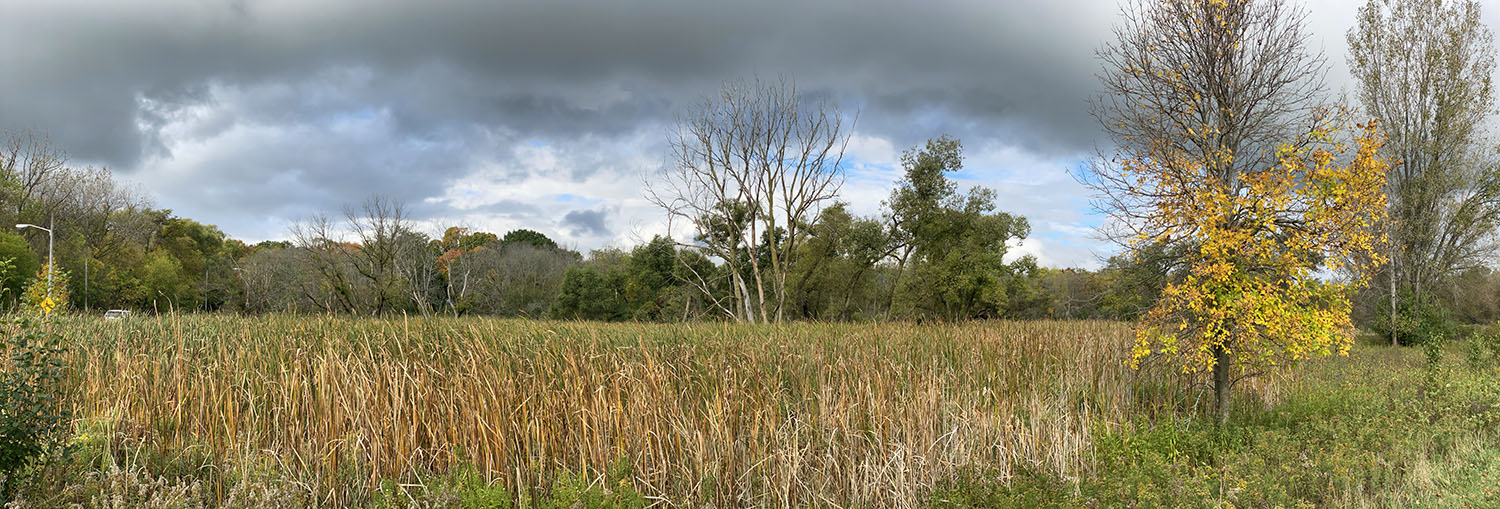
[1,0,1479,269]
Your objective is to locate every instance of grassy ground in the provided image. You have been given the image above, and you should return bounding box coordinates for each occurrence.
[933,334,1500,508]
[1,316,1496,507]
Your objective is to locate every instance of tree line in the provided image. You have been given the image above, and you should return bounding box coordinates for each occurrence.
[0,124,1179,321]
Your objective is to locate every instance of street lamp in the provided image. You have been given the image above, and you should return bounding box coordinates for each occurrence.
[16,220,53,300]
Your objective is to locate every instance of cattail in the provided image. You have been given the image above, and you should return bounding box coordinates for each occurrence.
[59,315,1247,507]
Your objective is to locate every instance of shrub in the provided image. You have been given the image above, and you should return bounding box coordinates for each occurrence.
[1486,324,1500,361]
[1465,329,1492,370]
[1424,330,1447,368]
[0,317,72,501]
[20,264,70,315]
[1371,290,1458,346]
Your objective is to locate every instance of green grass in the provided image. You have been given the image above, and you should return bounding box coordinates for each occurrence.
[932,338,1500,508]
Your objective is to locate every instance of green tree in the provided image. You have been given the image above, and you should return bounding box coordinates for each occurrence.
[548,240,710,322]
[884,137,1035,320]
[156,217,227,310]
[141,249,187,312]
[787,204,896,320]
[884,136,964,298]
[622,236,678,320]
[898,190,1032,320]
[550,249,630,321]
[0,232,39,304]
[90,243,148,310]
[500,229,559,251]
[1348,0,1500,345]
[1096,241,1179,320]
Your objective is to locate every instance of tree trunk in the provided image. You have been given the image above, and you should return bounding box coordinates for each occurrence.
[884,248,911,319]
[1213,343,1231,424]
[839,264,871,321]
[1390,252,1398,347]
[735,273,755,323]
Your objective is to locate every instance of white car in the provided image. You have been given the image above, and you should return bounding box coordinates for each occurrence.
[103,309,131,320]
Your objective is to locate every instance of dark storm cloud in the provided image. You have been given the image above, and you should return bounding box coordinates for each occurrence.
[2,0,1114,163]
[561,208,612,238]
[0,0,1381,255]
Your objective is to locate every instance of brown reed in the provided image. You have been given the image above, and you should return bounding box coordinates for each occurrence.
[59,315,1184,507]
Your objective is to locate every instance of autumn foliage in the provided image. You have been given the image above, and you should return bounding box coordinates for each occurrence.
[1123,120,1389,376]
[1089,0,1391,418]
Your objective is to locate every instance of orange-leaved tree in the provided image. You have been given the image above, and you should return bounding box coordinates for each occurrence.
[1087,0,1390,422]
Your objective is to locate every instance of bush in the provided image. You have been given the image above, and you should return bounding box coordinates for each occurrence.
[0,317,72,501]
[1423,330,1450,395]
[541,459,646,509]
[929,465,1072,508]
[1371,290,1458,346]
[1486,324,1500,362]
[1465,329,1492,370]
[20,264,70,316]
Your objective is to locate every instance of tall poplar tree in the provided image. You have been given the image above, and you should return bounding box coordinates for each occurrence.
[1348,0,1500,345]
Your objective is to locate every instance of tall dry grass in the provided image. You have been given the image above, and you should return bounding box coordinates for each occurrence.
[59,315,1187,507]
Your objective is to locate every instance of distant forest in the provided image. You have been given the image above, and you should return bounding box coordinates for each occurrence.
[0,127,1117,321]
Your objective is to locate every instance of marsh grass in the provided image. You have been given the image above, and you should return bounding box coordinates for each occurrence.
[50,315,1211,507]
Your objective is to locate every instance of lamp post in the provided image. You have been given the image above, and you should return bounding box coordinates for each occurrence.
[16,219,53,300]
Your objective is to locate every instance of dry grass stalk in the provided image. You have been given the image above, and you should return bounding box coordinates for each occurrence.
[59,316,1212,507]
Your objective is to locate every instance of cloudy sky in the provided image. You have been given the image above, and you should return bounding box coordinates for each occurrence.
[2,0,1477,268]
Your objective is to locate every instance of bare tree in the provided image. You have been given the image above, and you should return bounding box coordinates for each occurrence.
[0,131,69,220]
[71,168,148,250]
[1348,0,1500,344]
[443,249,473,316]
[343,195,410,315]
[240,246,318,313]
[392,228,441,318]
[462,244,575,317]
[290,213,359,314]
[1087,0,1327,244]
[289,195,427,316]
[647,77,851,323]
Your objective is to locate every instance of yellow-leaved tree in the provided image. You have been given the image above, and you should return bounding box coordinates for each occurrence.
[21,263,69,315]
[1087,0,1390,421]
[1126,121,1388,420]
